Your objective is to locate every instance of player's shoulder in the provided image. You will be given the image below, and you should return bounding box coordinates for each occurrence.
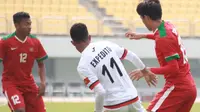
[157,21,177,39]
[2,32,15,41]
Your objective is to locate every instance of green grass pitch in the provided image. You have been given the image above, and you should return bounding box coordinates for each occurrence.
[0,102,199,112]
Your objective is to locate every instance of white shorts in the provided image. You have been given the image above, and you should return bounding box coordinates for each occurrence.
[104,100,146,112]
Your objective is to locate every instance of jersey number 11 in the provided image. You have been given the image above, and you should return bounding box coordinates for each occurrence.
[102,57,123,83]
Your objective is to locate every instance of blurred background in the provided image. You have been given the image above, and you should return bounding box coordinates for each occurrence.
[0,0,199,107]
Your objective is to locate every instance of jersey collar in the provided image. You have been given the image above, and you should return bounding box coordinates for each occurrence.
[153,20,165,34]
[15,35,27,43]
[153,28,158,34]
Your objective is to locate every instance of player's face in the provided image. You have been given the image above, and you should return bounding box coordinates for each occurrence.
[15,18,32,36]
[140,16,152,31]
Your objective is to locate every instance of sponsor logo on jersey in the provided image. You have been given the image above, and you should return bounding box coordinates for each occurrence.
[11,47,17,50]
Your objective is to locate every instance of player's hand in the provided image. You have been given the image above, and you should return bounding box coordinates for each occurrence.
[130,68,157,87]
[125,31,144,40]
[38,82,46,97]
[129,69,144,81]
[141,68,157,87]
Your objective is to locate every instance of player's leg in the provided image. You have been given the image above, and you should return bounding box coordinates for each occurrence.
[147,85,183,112]
[24,92,46,112]
[177,86,197,112]
[129,100,146,112]
[3,87,25,112]
[147,85,197,112]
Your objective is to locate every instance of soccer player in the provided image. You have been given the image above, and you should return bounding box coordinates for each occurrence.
[0,12,47,112]
[125,0,197,112]
[70,23,157,112]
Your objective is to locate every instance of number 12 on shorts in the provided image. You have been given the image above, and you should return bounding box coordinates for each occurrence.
[11,95,21,105]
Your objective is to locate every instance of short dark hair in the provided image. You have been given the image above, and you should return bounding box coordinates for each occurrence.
[136,0,162,20]
[70,23,89,42]
[13,12,30,24]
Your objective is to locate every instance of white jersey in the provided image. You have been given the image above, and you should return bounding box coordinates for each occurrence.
[77,41,143,107]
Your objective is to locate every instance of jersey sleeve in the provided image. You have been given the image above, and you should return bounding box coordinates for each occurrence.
[157,39,180,62]
[77,64,100,90]
[146,34,156,40]
[108,42,128,60]
[36,39,48,62]
[0,39,5,62]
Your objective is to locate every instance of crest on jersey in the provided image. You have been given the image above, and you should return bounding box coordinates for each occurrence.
[29,47,34,52]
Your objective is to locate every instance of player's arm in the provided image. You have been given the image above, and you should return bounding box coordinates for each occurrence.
[146,34,156,40]
[111,42,146,70]
[111,42,157,86]
[78,66,105,112]
[125,31,156,40]
[0,38,5,63]
[36,39,48,96]
[150,39,180,75]
[121,49,146,70]
[37,61,46,96]
[94,84,106,112]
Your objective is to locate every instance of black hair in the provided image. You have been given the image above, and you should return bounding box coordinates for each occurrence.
[136,0,162,20]
[13,12,30,24]
[70,23,89,42]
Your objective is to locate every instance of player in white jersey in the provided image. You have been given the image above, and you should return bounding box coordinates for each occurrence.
[70,23,157,112]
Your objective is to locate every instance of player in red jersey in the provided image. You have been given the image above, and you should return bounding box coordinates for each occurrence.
[0,12,47,112]
[125,0,197,112]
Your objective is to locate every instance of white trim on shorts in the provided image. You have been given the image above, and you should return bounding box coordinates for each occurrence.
[151,85,175,112]
[4,91,14,110]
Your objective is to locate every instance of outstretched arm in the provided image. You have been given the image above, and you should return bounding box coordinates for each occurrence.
[146,34,156,40]
[125,31,155,40]
[109,41,157,86]
[150,60,179,75]
[121,49,146,70]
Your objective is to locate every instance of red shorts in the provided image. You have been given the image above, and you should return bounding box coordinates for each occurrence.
[147,84,197,112]
[3,83,46,112]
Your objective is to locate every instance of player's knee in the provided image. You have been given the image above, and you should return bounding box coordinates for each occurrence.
[14,108,25,112]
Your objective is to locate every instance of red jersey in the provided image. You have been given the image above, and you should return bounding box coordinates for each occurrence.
[0,32,48,86]
[152,21,195,88]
